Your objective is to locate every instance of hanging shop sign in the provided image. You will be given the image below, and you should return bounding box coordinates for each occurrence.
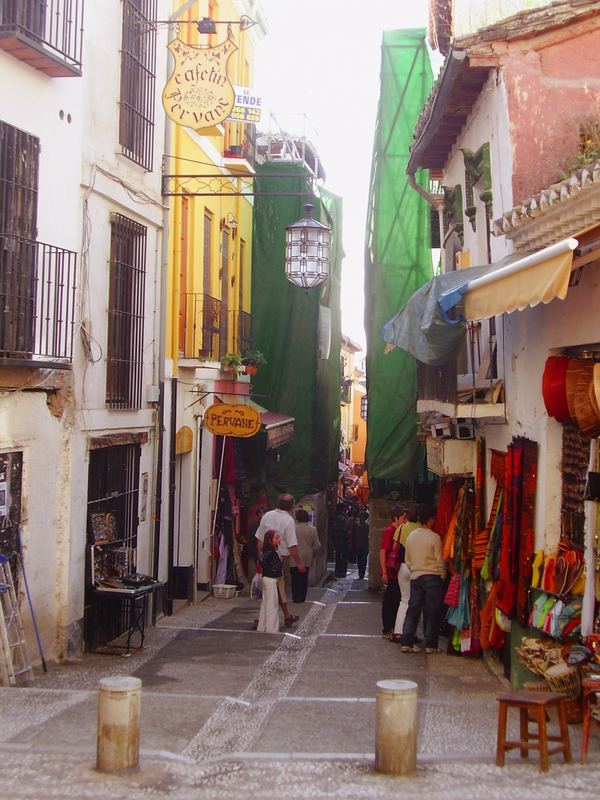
[227,86,263,124]
[204,402,261,437]
[162,35,238,129]
[266,421,295,450]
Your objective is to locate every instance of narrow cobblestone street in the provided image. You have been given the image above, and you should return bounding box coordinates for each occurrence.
[2,570,600,798]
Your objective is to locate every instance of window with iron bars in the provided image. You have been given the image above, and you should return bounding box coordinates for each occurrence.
[0,121,39,356]
[87,444,141,554]
[106,215,147,410]
[119,0,157,170]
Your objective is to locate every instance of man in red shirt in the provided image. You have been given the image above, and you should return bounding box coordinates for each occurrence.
[379,505,407,638]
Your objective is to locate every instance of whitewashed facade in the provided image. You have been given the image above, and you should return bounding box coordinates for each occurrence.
[0,1,170,662]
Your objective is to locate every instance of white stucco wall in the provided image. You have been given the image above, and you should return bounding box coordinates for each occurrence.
[436,67,591,552]
[0,392,72,659]
[483,263,600,550]
[1,35,85,662]
[0,1,170,662]
[441,72,514,270]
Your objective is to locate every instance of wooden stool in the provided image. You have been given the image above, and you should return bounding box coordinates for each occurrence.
[581,677,600,763]
[496,690,572,772]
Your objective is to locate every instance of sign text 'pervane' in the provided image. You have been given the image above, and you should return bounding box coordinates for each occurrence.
[204,403,261,438]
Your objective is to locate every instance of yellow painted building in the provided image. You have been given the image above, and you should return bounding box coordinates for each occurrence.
[164,0,266,595]
[340,335,366,467]
[166,0,266,368]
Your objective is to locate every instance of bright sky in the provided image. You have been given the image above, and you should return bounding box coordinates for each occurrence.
[255,0,430,351]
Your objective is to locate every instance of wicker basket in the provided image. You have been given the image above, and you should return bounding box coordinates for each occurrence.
[523,681,551,693]
[523,681,582,723]
[213,584,237,599]
[545,664,581,700]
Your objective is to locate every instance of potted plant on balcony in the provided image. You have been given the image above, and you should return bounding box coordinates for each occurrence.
[242,350,267,375]
[220,352,243,377]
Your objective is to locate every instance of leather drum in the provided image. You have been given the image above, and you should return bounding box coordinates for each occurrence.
[571,361,600,437]
[542,355,570,421]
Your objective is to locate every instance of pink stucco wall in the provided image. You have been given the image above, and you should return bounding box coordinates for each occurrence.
[501,22,600,204]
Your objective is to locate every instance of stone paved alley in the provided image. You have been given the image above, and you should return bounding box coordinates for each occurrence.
[2,571,600,799]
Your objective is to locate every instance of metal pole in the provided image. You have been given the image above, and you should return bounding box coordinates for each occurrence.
[17,531,46,672]
[209,434,227,590]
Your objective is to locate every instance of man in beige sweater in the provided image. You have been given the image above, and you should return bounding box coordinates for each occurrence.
[400,503,446,654]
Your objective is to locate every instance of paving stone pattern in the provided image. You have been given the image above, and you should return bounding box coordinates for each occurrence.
[1,573,600,799]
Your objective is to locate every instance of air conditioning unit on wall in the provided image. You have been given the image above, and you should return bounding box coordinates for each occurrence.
[426,437,476,476]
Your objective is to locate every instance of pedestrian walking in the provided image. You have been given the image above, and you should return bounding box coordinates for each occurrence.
[379,505,407,639]
[257,531,282,633]
[353,509,370,580]
[331,503,350,577]
[400,503,447,654]
[392,505,420,641]
[255,493,305,627]
[291,509,320,603]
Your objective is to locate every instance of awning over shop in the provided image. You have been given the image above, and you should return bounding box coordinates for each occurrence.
[381,238,577,366]
[246,400,295,450]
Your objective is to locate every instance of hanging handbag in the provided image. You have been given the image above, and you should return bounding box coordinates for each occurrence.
[250,572,263,600]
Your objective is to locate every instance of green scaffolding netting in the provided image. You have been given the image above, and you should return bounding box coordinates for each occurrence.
[364,29,434,483]
[251,162,343,501]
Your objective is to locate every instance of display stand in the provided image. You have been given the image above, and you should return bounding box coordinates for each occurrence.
[90,582,164,657]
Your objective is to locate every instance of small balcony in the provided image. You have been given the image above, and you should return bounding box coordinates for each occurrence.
[178,295,254,365]
[232,310,252,354]
[178,293,222,362]
[223,123,256,175]
[0,0,84,77]
[416,322,504,419]
[0,234,77,367]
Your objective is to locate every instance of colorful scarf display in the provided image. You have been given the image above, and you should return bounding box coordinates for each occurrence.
[495,437,538,624]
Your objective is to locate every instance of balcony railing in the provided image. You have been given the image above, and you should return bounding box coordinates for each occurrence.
[178,294,254,363]
[417,359,458,405]
[224,123,256,166]
[416,322,504,419]
[179,293,221,361]
[0,234,77,366]
[232,310,252,354]
[0,0,85,76]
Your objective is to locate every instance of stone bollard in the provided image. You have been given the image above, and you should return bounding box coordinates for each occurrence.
[97,676,142,772]
[375,679,418,776]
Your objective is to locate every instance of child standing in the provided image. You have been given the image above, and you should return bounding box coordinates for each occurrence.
[257,530,282,633]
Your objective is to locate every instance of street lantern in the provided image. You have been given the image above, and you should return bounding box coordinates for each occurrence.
[285,203,331,289]
[360,395,368,420]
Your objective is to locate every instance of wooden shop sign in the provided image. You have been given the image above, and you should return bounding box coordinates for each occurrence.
[204,403,261,437]
[162,34,237,129]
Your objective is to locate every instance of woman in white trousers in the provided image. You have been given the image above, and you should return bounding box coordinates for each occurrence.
[257,531,282,633]
[393,562,411,638]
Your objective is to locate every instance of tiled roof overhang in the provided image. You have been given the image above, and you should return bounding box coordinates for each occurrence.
[493,160,600,251]
[409,1,600,176]
[407,50,494,174]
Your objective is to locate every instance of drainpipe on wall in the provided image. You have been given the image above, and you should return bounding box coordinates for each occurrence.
[167,377,178,615]
[152,381,164,582]
[406,170,439,210]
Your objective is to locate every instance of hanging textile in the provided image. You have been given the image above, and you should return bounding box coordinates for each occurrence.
[450,480,475,575]
[446,573,471,628]
[434,479,460,539]
[495,437,538,621]
[516,438,538,626]
[474,438,485,534]
[468,578,482,654]
[473,484,502,574]
[480,582,505,650]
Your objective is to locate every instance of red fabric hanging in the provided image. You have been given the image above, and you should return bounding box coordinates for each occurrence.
[495,437,538,622]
